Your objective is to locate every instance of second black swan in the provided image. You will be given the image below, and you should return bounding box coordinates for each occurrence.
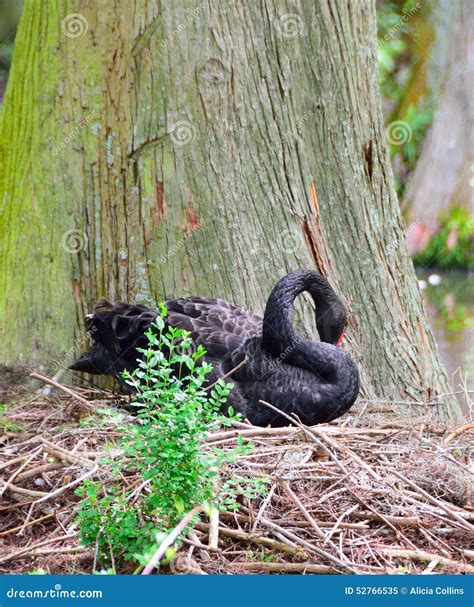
[70,269,360,426]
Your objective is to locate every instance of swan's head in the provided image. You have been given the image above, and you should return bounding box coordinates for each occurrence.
[316,302,347,347]
[69,300,157,382]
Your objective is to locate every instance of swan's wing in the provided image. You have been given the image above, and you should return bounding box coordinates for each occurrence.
[72,297,261,379]
[165,296,262,359]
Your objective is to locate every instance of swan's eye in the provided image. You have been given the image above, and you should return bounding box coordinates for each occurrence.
[336,331,345,347]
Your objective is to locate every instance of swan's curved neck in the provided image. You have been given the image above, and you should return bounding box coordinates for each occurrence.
[261,269,339,358]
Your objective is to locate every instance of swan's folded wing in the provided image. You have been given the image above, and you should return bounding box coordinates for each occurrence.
[165,296,262,358]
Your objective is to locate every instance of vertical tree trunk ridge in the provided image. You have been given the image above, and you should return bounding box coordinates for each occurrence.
[0,1,460,421]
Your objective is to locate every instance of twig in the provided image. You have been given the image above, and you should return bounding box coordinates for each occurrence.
[280,481,326,540]
[142,505,205,575]
[347,488,419,550]
[231,562,335,574]
[378,548,474,574]
[0,446,42,497]
[206,427,300,443]
[0,453,32,471]
[40,438,93,466]
[221,511,369,530]
[205,357,248,391]
[258,516,358,573]
[30,372,90,405]
[389,468,474,533]
[0,533,78,564]
[310,427,382,481]
[444,422,474,445]
[10,546,87,560]
[16,462,65,481]
[208,506,219,550]
[181,537,220,553]
[324,504,359,544]
[1,483,48,498]
[0,507,71,537]
[251,483,276,533]
[350,511,420,527]
[195,522,306,557]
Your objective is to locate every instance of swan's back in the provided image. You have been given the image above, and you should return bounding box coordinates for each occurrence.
[165,296,261,359]
[72,296,262,378]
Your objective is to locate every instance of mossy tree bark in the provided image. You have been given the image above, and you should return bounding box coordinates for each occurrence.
[0,0,460,421]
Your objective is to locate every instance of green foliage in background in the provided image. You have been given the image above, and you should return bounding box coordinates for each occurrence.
[76,307,266,571]
[0,0,23,96]
[414,207,474,270]
[377,1,434,197]
[377,3,409,103]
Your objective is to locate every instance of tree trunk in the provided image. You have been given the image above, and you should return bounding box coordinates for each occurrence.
[403,0,473,251]
[0,0,460,421]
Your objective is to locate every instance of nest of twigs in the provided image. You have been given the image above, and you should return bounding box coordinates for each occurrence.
[1,378,473,575]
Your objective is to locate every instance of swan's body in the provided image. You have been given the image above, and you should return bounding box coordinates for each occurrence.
[70,269,360,426]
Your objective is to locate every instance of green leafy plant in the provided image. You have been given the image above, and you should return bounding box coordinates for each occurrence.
[76,306,266,570]
[414,206,474,269]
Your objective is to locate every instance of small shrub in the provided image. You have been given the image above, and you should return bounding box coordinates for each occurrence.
[76,306,266,570]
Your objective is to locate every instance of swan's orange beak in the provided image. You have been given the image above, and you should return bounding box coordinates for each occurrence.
[336,331,344,348]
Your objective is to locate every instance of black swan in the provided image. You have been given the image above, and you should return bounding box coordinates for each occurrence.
[70,269,360,426]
